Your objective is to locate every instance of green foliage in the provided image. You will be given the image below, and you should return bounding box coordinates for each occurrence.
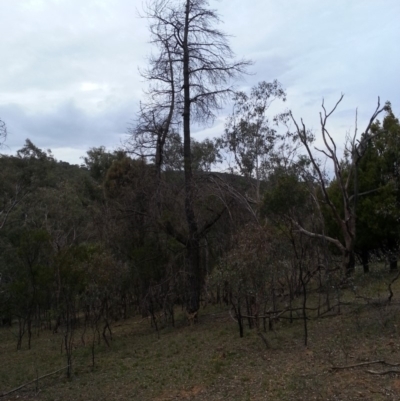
[150,132,221,172]
[323,104,400,257]
[218,80,287,179]
[2,228,53,320]
[104,157,151,199]
[357,104,400,251]
[0,141,98,327]
[84,146,126,182]
[192,138,221,172]
[263,168,310,220]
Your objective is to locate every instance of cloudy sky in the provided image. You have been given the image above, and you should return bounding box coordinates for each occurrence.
[0,0,399,164]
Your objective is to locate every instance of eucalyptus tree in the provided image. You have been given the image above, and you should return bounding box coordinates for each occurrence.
[218,80,287,205]
[83,146,126,182]
[135,0,250,313]
[0,139,51,231]
[0,143,93,348]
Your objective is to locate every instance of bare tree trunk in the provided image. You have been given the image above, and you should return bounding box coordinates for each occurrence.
[344,248,356,276]
[300,264,308,346]
[182,0,200,314]
[361,249,369,273]
[185,240,201,313]
[389,256,398,271]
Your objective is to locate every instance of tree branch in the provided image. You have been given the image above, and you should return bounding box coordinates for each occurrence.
[0,366,69,398]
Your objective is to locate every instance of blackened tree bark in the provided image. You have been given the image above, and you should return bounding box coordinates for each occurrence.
[181,0,200,312]
[129,37,176,180]
[138,0,250,313]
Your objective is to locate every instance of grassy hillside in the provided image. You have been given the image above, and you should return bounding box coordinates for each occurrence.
[2,267,400,400]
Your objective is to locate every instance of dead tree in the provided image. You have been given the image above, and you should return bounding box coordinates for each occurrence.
[128,23,177,180]
[138,0,250,314]
[290,95,386,275]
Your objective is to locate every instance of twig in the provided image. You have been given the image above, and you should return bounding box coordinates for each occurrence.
[332,360,400,370]
[365,369,400,375]
[257,332,270,349]
[0,366,69,398]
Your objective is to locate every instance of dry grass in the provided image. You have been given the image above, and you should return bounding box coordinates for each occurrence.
[2,266,400,400]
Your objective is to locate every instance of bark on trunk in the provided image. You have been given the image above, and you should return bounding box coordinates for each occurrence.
[182,0,201,314]
[389,257,398,271]
[344,249,355,276]
[361,249,370,274]
[186,239,201,313]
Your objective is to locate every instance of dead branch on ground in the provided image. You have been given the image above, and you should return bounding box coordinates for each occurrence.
[332,360,400,370]
[0,366,69,398]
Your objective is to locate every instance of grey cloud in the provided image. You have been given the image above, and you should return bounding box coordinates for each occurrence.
[0,99,137,162]
[0,0,399,164]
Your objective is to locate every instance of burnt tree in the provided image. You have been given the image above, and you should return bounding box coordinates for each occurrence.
[136,0,249,313]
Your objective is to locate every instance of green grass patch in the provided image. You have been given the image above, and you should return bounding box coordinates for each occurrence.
[2,273,400,400]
